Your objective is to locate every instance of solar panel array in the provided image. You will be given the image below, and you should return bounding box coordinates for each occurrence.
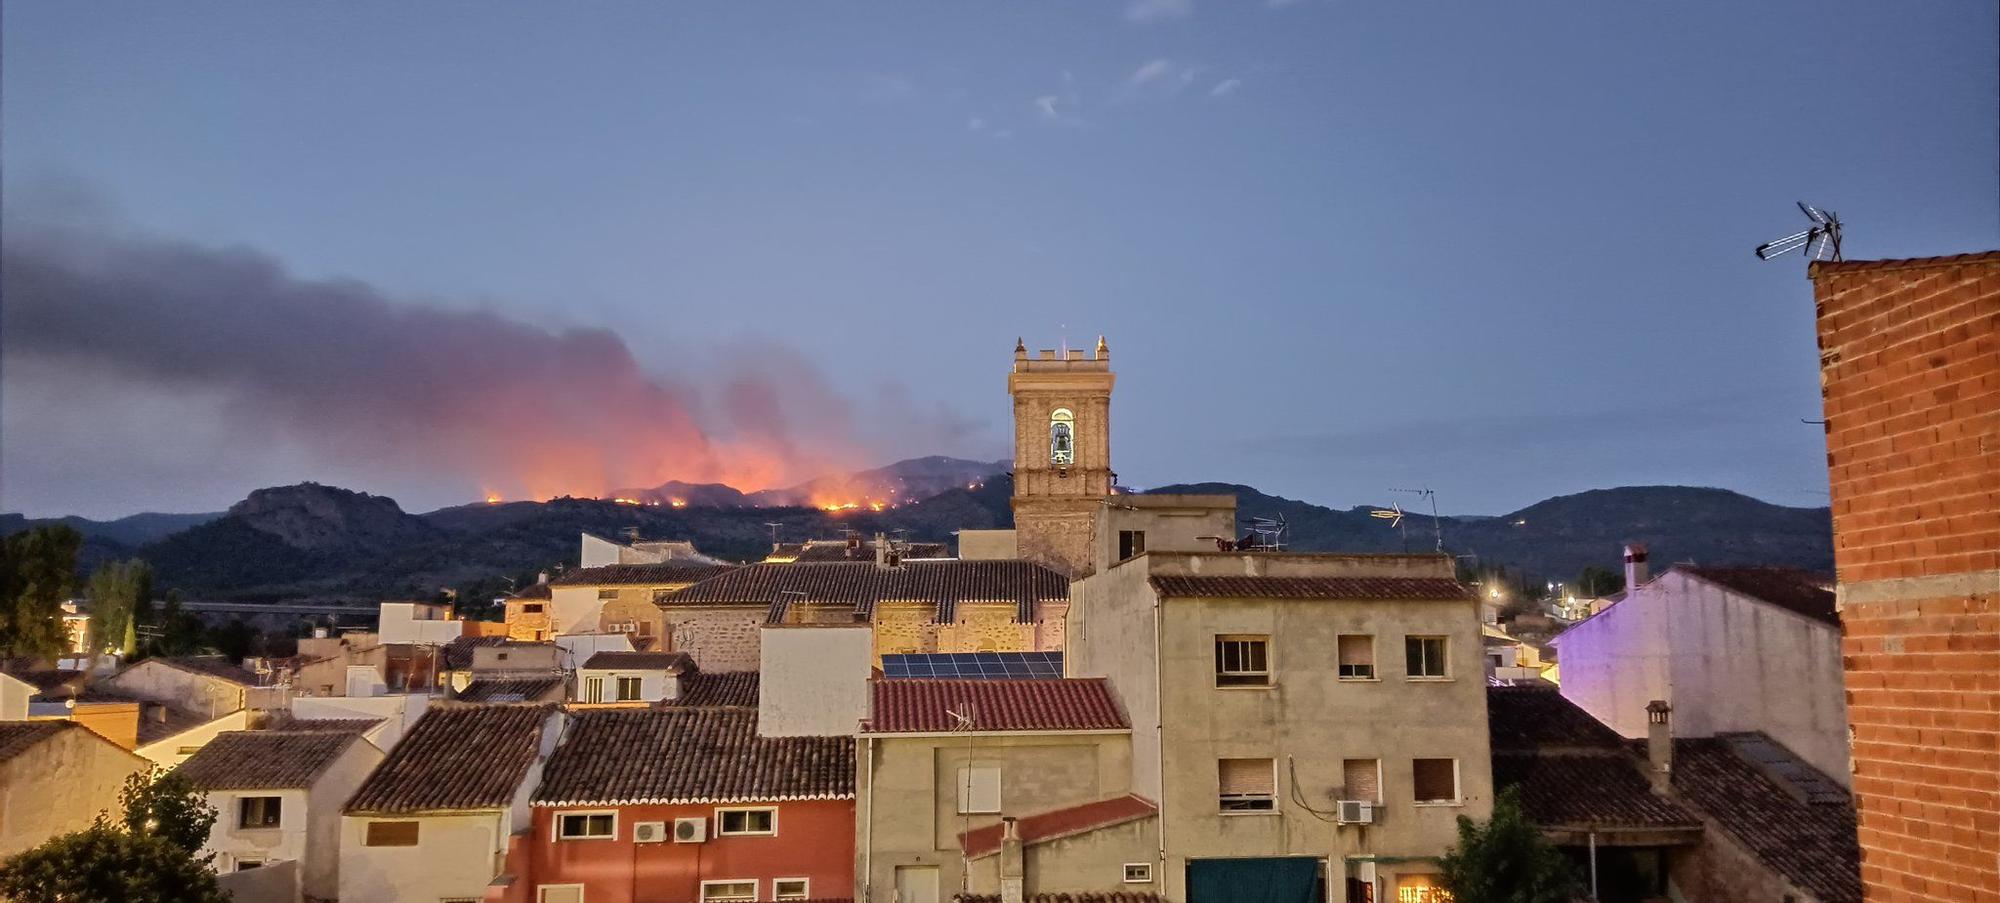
[881,651,1064,680]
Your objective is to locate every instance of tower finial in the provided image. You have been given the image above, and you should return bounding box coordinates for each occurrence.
[1095,335,1109,358]
[1015,337,1026,354]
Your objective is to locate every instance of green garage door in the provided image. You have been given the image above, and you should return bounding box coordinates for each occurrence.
[1187,857,1322,903]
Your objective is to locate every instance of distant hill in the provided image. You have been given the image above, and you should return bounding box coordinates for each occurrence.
[610,455,1009,509]
[0,510,222,547]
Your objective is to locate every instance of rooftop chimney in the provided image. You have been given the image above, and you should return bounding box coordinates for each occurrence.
[1623,542,1650,593]
[999,817,1025,903]
[1646,699,1673,793]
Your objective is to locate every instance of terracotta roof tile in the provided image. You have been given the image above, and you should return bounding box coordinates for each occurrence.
[345,704,558,814]
[551,563,735,587]
[533,707,852,805]
[0,721,74,762]
[1680,566,1837,625]
[265,716,384,734]
[441,635,514,671]
[174,731,362,790]
[509,582,553,600]
[865,679,1128,733]
[580,651,693,672]
[1149,575,1471,601]
[456,677,564,703]
[959,793,1158,858]
[1492,754,1699,832]
[667,672,760,708]
[792,541,950,562]
[146,656,266,687]
[1487,686,1627,751]
[2,667,87,697]
[665,560,1068,622]
[1671,737,1860,903]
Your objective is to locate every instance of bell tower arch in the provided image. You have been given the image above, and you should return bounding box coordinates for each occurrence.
[1008,336,1114,575]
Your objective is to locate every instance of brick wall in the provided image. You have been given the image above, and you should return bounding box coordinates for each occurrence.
[1810,251,2000,901]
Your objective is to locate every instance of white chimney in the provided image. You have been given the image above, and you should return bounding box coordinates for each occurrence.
[1623,542,1650,592]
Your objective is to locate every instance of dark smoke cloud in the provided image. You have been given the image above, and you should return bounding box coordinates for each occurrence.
[1,217,988,515]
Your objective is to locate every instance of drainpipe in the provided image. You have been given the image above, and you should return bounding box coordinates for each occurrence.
[1152,595,1169,887]
[1588,831,1598,901]
[863,736,876,902]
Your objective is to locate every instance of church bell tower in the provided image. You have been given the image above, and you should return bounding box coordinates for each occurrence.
[1009,336,1115,576]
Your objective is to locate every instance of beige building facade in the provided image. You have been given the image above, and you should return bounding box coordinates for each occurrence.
[0,721,149,858]
[1068,502,1493,900]
[1009,337,1115,577]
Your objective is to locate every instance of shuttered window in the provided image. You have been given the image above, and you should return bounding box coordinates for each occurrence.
[957,765,1001,814]
[1219,758,1276,812]
[1342,759,1380,803]
[1337,635,1375,679]
[364,820,420,846]
[1412,758,1458,804]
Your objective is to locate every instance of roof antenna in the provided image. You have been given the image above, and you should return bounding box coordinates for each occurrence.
[1390,487,1445,553]
[1755,202,1843,263]
[764,522,784,545]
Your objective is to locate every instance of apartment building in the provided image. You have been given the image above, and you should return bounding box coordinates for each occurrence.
[1068,499,1491,902]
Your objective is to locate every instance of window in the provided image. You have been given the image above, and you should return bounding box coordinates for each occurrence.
[557,812,616,840]
[774,879,810,900]
[1219,758,1276,812]
[1124,863,1153,883]
[521,603,544,614]
[701,881,757,902]
[1412,759,1459,804]
[616,677,643,701]
[1049,408,1075,465]
[716,807,775,836]
[957,765,1001,814]
[1337,635,1375,680]
[1118,530,1147,562]
[238,796,281,829]
[1342,759,1380,803]
[536,889,582,903]
[636,620,654,636]
[1215,635,1271,687]
[583,677,604,704]
[597,588,619,600]
[1405,636,1448,679]
[177,745,204,756]
[236,860,263,871]
[364,820,420,846]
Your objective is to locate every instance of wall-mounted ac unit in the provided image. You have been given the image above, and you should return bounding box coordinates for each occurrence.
[1337,800,1375,825]
[632,821,667,844]
[672,817,707,843]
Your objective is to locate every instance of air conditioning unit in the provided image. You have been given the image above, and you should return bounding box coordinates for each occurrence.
[1337,800,1376,825]
[672,817,707,843]
[632,821,667,844]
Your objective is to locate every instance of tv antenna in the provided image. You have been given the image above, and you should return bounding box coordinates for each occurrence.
[763,522,784,546]
[1755,202,1843,263]
[1241,514,1288,551]
[1369,504,1407,552]
[1390,487,1445,553]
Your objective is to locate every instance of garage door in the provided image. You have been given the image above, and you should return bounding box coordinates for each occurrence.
[1187,857,1322,903]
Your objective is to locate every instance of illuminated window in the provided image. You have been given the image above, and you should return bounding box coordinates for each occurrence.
[1395,874,1453,903]
[1050,408,1075,465]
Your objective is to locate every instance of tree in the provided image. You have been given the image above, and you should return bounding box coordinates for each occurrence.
[118,771,216,858]
[1437,786,1579,903]
[1576,565,1624,599]
[88,559,154,656]
[149,592,206,658]
[0,526,83,659]
[0,771,224,903]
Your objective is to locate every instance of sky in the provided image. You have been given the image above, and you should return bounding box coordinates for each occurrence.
[3,1,1995,520]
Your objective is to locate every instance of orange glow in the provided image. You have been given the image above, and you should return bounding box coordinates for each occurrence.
[869,502,886,512]
[613,497,642,506]
[669,499,688,508]
[484,493,503,504]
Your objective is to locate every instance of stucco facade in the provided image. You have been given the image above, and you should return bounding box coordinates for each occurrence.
[201,738,382,900]
[521,799,856,903]
[0,723,149,858]
[1009,339,1115,577]
[1552,568,1851,782]
[1069,546,1492,899]
[103,659,249,720]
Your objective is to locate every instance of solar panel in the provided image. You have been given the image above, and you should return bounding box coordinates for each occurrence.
[881,651,1064,680]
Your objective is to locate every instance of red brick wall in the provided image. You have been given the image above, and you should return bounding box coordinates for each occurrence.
[1810,251,2000,902]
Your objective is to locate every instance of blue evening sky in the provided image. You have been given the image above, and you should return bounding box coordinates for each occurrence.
[3,2,1994,518]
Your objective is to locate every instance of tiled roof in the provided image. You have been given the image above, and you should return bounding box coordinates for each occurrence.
[1680,566,1837,626]
[1487,686,1627,752]
[441,635,513,670]
[865,679,1128,733]
[145,656,265,687]
[3,667,87,697]
[345,704,557,814]
[0,721,73,762]
[457,677,564,703]
[960,793,1158,858]
[174,731,362,790]
[1149,575,1471,601]
[957,895,1164,903]
[580,651,693,672]
[792,541,951,562]
[551,563,735,587]
[665,560,1069,622]
[509,582,552,600]
[265,716,383,734]
[1492,754,1699,832]
[1671,737,1860,903]
[137,705,216,746]
[667,671,759,708]
[533,707,852,805]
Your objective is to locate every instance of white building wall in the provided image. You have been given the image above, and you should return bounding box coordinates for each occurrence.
[574,667,670,703]
[377,603,464,646]
[0,675,33,721]
[303,740,384,899]
[204,787,309,874]
[549,587,609,636]
[135,710,254,769]
[339,811,506,903]
[292,694,429,752]
[757,625,872,737]
[579,533,626,568]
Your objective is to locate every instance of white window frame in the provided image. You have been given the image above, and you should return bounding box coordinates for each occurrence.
[1123,862,1153,883]
[237,795,282,830]
[714,806,777,837]
[615,675,644,701]
[700,879,758,902]
[1336,634,1377,681]
[773,877,810,900]
[534,888,584,903]
[1411,758,1462,806]
[1405,635,1450,680]
[582,676,605,704]
[555,810,618,841]
[1214,635,1272,688]
[956,764,1002,814]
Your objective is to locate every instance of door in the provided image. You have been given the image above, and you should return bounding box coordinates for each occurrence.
[1187,857,1322,903]
[583,676,604,704]
[538,886,584,903]
[894,865,940,903]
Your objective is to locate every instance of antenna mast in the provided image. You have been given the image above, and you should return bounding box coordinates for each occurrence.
[1389,487,1444,553]
[1755,202,1843,263]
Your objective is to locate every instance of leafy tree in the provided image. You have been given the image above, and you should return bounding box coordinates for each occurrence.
[0,819,229,903]
[118,771,216,858]
[148,592,206,657]
[1576,565,1624,598]
[1437,786,1579,903]
[0,526,83,659]
[88,559,154,656]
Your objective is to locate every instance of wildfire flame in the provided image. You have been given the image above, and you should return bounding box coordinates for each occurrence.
[669,499,688,508]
